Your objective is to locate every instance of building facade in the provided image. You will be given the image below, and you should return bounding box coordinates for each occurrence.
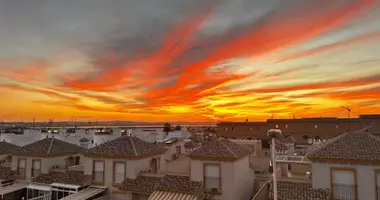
[217,114,380,140]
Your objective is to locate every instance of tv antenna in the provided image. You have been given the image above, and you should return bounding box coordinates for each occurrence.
[340,106,351,118]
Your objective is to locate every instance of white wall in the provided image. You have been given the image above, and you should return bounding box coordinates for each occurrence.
[312,163,380,200]
[190,159,233,200]
[233,156,255,200]
[84,154,166,193]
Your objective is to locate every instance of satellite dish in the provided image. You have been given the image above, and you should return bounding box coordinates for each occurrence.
[307,138,313,144]
[267,129,283,139]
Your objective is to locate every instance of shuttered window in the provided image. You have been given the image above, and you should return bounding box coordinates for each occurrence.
[93,161,104,182]
[32,160,41,177]
[114,162,126,183]
[18,158,26,176]
[331,169,356,199]
[204,164,221,190]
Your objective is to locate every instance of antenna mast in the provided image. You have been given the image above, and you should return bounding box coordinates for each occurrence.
[340,106,351,118]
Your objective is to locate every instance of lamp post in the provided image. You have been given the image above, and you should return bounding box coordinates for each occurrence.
[267,129,283,200]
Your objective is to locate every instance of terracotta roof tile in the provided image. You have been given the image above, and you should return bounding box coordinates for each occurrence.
[307,129,380,161]
[32,171,91,185]
[155,175,201,194]
[0,141,19,155]
[187,138,252,160]
[119,174,201,195]
[184,141,200,149]
[11,138,86,157]
[119,175,163,194]
[269,181,330,200]
[0,166,15,180]
[85,136,167,158]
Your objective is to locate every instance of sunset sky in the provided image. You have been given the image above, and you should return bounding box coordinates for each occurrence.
[1,0,380,122]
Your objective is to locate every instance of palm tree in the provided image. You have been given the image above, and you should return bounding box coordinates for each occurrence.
[163,123,171,135]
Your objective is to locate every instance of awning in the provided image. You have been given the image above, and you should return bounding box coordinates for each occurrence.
[148,191,195,200]
[51,182,81,190]
[59,187,106,200]
[0,181,29,197]
[27,183,51,191]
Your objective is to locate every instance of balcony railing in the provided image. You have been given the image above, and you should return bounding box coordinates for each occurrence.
[332,184,357,200]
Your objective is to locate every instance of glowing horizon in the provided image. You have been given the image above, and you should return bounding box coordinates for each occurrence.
[1,0,380,122]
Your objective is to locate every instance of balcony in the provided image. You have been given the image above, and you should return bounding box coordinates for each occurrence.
[331,184,357,200]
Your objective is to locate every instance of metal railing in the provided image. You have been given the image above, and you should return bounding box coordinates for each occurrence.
[28,194,51,200]
[332,184,357,200]
[251,180,270,200]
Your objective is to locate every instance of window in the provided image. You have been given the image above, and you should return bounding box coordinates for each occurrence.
[314,124,318,128]
[336,124,339,128]
[113,162,126,184]
[17,158,26,176]
[249,127,252,131]
[74,157,80,165]
[93,161,105,183]
[331,168,357,200]
[275,124,279,128]
[231,127,234,131]
[204,164,221,190]
[224,127,227,131]
[285,124,288,128]
[32,159,41,177]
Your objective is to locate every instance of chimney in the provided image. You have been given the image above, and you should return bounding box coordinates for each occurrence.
[246,119,248,122]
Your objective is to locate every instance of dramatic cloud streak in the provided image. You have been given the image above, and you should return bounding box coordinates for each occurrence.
[1,0,380,122]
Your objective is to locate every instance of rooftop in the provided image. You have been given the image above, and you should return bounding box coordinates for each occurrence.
[85,136,167,159]
[0,140,19,155]
[119,174,163,194]
[155,174,201,194]
[32,171,91,186]
[11,137,86,157]
[307,128,380,163]
[184,141,200,149]
[269,181,330,200]
[119,174,201,195]
[186,138,252,161]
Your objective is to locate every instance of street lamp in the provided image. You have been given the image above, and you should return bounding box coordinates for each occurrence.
[267,129,283,200]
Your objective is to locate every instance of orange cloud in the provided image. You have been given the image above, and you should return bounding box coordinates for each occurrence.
[2,0,380,122]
